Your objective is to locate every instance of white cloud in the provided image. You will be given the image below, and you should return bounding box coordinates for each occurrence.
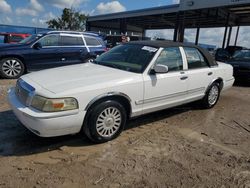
[95,1,126,14]
[43,0,87,9]
[0,16,13,24]
[172,0,180,4]
[0,0,12,13]
[16,0,44,16]
[237,26,250,48]
[31,12,56,27]
[31,0,44,12]
[16,8,38,16]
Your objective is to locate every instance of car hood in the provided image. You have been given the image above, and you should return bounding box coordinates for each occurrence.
[23,63,139,94]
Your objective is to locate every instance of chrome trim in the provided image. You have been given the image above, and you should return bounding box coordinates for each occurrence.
[85,92,132,111]
[206,77,223,93]
[225,77,235,82]
[135,87,205,105]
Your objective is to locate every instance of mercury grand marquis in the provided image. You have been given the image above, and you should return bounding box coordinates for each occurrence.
[8,41,235,143]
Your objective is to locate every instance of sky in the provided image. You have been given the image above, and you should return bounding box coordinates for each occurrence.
[0,0,178,27]
[0,0,250,48]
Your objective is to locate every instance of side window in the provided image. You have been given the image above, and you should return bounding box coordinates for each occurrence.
[184,47,209,69]
[39,35,59,47]
[61,36,84,46]
[85,37,101,46]
[155,47,183,72]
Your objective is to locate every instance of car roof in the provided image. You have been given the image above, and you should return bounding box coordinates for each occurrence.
[127,40,217,67]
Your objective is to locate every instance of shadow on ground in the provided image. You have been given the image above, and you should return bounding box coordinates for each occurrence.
[0,102,202,157]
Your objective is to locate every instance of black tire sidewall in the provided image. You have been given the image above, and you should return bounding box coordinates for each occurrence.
[203,83,221,108]
[86,100,127,143]
[0,58,25,79]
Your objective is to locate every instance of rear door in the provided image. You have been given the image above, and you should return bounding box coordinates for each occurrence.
[84,36,106,56]
[59,34,88,65]
[183,47,215,100]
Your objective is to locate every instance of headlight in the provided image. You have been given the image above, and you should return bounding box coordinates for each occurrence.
[31,95,78,112]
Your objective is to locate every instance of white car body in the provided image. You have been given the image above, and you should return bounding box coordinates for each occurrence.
[8,45,234,138]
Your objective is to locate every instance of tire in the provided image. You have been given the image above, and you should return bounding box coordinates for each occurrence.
[0,57,25,79]
[84,100,127,143]
[84,58,95,63]
[202,82,221,109]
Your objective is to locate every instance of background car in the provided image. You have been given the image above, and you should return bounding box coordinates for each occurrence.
[225,49,250,82]
[0,31,107,79]
[215,45,246,62]
[0,33,30,44]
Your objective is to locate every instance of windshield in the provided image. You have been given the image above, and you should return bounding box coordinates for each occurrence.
[19,34,42,44]
[94,44,158,73]
[232,50,250,61]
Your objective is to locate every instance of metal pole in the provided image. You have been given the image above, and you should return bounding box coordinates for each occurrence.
[234,26,240,46]
[222,27,228,49]
[173,12,180,42]
[226,26,232,47]
[222,13,230,49]
[195,27,200,45]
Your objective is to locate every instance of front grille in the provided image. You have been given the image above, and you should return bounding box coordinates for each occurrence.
[15,81,29,106]
[15,79,35,106]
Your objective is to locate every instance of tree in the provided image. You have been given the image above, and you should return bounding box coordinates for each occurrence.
[46,8,87,31]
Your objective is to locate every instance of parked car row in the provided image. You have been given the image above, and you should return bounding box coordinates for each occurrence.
[0,31,107,79]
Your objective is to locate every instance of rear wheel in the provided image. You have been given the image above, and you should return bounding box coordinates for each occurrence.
[0,57,25,79]
[202,82,220,108]
[84,100,127,143]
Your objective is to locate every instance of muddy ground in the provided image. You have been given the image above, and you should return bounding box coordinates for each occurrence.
[0,79,249,188]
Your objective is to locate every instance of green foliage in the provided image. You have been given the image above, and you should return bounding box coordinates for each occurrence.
[46,8,87,31]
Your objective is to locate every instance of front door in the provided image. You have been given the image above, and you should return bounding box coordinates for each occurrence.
[142,47,188,114]
[28,34,62,71]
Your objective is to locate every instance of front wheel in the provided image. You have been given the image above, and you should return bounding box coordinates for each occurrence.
[84,100,127,143]
[202,83,221,109]
[0,57,25,79]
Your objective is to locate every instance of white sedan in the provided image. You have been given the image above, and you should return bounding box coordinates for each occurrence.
[8,41,235,143]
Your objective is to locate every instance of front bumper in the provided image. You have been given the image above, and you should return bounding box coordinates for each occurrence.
[8,88,86,137]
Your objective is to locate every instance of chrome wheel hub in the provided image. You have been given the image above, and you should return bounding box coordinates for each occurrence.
[2,59,22,77]
[96,107,121,137]
[208,86,219,105]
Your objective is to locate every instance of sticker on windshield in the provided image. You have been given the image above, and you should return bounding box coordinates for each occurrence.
[142,46,158,52]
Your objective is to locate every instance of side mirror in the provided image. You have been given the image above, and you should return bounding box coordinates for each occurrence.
[33,42,42,49]
[151,64,169,74]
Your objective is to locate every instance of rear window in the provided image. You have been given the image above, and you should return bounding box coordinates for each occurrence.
[61,36,84,46]
[85,37,101,46]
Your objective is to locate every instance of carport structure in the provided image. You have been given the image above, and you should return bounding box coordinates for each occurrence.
[87,0,250,48]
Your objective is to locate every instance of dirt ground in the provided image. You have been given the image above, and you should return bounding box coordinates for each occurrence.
[0,79,249,188]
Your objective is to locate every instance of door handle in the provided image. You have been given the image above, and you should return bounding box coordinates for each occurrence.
[208,72,213,76]
[180,76,188,80]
